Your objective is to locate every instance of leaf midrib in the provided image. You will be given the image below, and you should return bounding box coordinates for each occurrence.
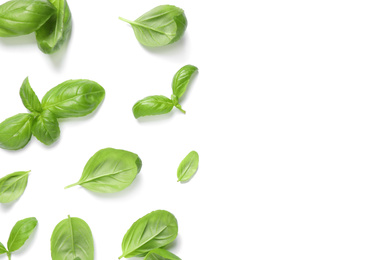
[79,167,134,185]
[129,21,175,37]
[125,226,169,257]
[43,90,103,109]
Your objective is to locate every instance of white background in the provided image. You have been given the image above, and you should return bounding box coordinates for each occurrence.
[1,0,390,259]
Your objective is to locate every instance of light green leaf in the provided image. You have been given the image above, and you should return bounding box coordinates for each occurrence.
[133,95,174,119]
[19,77,42,113]
[7,217,37,253]
[0,113,34,150]
[172,65,198,99]
[144,248,181,260]
[177,151,199,182]
[0,242,7,255]
[32,110,60,145]
[0,171,30,203]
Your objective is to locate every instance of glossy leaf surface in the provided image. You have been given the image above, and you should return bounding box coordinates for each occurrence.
[19,77,42,113]
[66,148,142,193]
[0,171,30,203]
[177,151,199,182]
[119,5,187,47]
[133,95,173,119]
[172,65,198,99]
[0,242,6,255]
[120,210,178,259]
[7,217,37,253]
[42,79,105,118]
[144,248,181,260]
[36,0,72,54]
[0,113,33,150]
[0,0,55,37]
[51,215,94,260]
[32,110,60,145]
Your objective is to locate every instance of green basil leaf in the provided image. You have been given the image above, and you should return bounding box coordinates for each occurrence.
[35,0,72,54]
[0,171,30,204]
[0,113,33,150]
[41,79,105,118]
[144,248,181,260]
[119,210,178,259]
[0,242,7,255]
[65,148,142,193]
[119,5,187,47]
[19,77,42,113]
[133,95,174,119]
[177,151,199,182]
[0,0,56,37]
[32,110,60,145]
[172,65,198,99]
[51,215,94,260]
[7,217,37,253]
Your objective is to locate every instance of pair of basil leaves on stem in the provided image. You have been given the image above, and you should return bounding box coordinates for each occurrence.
[0,77,105,150]
[133,65,198,118]
[0,0,72,54]
[0,217,38,260]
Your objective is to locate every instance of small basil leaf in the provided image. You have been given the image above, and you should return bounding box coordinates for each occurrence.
[172,65,198,99]
[51,215,94,260]
[119,210,178,259]
[35,0,72,54]
[0,242,7,255]
[144,248,181,260]
[177,151,199,182]
[19,77,42,113]
[32,110,60,145]
[0,0,56,37]
[65,148,142,193]
[41,79,105,118]
[133,95,174,119]
[7,217,37,253]
[0,171,30,204]
[119,5,187,47]
[0,113,33,150]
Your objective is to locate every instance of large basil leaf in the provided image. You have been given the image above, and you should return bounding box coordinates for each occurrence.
[0,242,7,255]
[0,0,55,37]
[119,5,187,47]
[0,113,34,150]
[41,79,105,118]
[0,171,30,203]
[19,77,42,113]
[133,95,174,119]
[119,210,178,259]
[144,248,181,260]
[177,151,199,182]
[7,217,37,253]
[32,110,60,145]
[65,148,142,193]
[35,0,72,54]
[51,215,94,260]
[172,65,198,99]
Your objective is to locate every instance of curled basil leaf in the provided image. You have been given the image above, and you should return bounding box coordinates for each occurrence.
[42,79,105,118]
[0,242,7,255]
[119,5,187,47]
[7,217,37,253]
[133,95,174,119]
[0,0,56,37]
[51,215,94,260]
[177,151,199,182]
[144,248,181,260]
[19,77,42,113]
[32,110,60,145]
[0,171,30,203]
[0,113,33,150]
[65,148,142,193]
[119,210,178,259]
[36,0,72,54]
[172,65,198,99]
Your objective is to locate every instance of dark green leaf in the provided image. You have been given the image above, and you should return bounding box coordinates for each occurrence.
[19,77,42,113]
[0,113,33,150]
[133,95,173,118]
[119,210,178,259]
[41,79,105,118]
[172,65,198,99]
[65,148,142,193]
[119,5,187,47]
[0,171,30,203]
[177,151,199,182]
[35,0,72,54]
[144,248,181,260]
[32,110,60,145]
[0,0,56,37]
[0,242,6,255]
[7,217,37,253]
[51,215,94,260]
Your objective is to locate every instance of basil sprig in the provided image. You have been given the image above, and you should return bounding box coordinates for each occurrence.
[0,77,105,150]
[133,65,198,119]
